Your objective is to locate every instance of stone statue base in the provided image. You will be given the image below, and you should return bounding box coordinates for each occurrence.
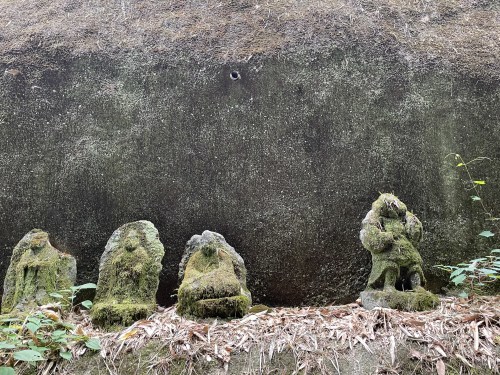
[189,295,251,318]
[360,289,439,311]
[91,302,155,327]
[177,231,252,319]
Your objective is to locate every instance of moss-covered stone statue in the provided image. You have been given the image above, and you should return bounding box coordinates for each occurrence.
[177,230,251,318]
[1,229,76,315]
[91,220,164,327]
[359,193,439,311]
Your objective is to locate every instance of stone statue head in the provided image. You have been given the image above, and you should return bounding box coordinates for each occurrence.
[378,193,407,219]
[30,231,49,253]
[123,230,141,252]
[201,242,217,257]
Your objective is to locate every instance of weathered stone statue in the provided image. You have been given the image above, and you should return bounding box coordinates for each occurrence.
[91,220,164,327]
[359,193,439,311]
[1,229,76,314]
[177,230,251,318]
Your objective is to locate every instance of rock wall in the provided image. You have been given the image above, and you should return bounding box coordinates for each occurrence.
[0,45,499,306]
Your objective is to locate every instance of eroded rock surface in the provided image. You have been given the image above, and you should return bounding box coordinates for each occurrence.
[360,193,438,311]
[91,220,164,327]
[1,229,76,314]
[177,230,251,318]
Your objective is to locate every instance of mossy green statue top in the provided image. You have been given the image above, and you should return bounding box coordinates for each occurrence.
[360,193,426,292]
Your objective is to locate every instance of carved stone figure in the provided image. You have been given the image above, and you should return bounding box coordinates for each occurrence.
[360,193,439,311]
[177,230,251,318]
[91,220,164,327]
[1,229,76,314]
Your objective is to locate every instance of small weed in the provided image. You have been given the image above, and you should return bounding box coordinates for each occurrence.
[49,283,97,312]
[0,284,101,373]
[435,154,499,298]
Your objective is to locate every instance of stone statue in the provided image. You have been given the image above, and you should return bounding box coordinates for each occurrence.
[177,230,251,318]
[359,193,438,310]
[1,229,76,314]
[91,221,164,327]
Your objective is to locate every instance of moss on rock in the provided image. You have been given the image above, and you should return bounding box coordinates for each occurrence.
[177,230,251,318]
[1,229,76,314]
[91,220,164,328]
[248,304,272,314]
[360,288,439,311]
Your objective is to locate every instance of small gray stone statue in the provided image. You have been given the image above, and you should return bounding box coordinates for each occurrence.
[1,229,76,314]
[177,230,251,318]
[359,193,439,311]
[91,220,164,327]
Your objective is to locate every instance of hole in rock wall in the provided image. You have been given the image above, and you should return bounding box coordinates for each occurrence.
[230,71,241,81]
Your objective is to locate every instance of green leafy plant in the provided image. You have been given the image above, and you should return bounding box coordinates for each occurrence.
[0,284,101,372]
[435,249,500,297]
[435,154,499,298]
[49,283,97,311]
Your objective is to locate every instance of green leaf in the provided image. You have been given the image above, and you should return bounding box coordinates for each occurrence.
[28,345,49,353]
[458,291,468,298]
[27,316,41,325]
[2,328,18,334]
[49,293,64,299]
[0,342,16,349]
[61,322,76,330]
[473,180,486,185]
[72,283,97,292]
[13,349,45,362]
[25,322,40,334]
[471,196,481,201]
[451,274,467,285]
[51,330,67,338]
[457,163,465,167]
[59,351,72,360]
[466,264,477,271]
[0,318,20,323]
[479,268,497,275]
[85,338,101,351]
[81,300,93,309]
[0,367,15,375]
[479,231,494,237]
[450,268,465,278]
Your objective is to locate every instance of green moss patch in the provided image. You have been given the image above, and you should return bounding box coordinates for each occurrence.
[91,302,155,328]
[361,289,439,311]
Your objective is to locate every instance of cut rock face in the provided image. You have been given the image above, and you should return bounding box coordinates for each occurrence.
[1,229,76,314]
[91,220,165,327]
[177,230,251,318]
[359,193,439,311]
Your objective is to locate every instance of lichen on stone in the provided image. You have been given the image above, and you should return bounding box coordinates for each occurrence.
[177,230,251,318]
[360,193,438,311]
[91,220,164,328]
[1,229,76,314]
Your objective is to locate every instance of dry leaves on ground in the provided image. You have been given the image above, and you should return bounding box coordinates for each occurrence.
[69,295,500,374]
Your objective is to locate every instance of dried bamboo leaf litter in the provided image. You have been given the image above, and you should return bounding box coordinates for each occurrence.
[65,296,499,374]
